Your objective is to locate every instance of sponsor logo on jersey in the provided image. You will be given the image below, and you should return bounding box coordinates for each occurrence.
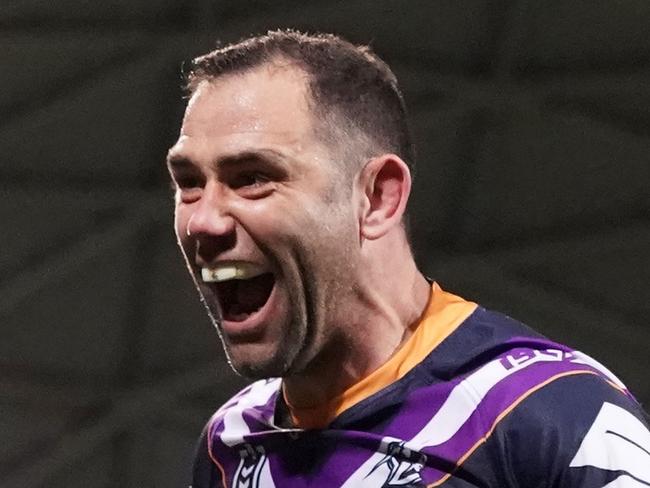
[500,348,571,370]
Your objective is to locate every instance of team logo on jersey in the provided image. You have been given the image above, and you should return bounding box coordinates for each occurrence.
[367,441,427,487]
[233,443,267,488]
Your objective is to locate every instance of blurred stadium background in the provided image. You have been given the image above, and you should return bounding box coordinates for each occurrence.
[1,1,649,486]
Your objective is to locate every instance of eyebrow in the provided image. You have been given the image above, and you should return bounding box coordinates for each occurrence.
[166,148,291,174]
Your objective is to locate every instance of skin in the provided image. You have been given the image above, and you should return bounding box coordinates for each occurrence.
[167,62,430,409]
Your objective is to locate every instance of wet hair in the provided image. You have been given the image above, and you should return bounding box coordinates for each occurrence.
[186,29,415,174]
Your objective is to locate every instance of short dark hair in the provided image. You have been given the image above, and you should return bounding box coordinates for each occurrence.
[186,29,415,174]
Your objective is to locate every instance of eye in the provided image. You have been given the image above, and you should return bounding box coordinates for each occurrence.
[174,174,203,189]
[170,173,204,204]
[231,172,270,189]
[228,171,276,199]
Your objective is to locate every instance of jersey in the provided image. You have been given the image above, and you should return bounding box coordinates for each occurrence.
[190,283,650,487]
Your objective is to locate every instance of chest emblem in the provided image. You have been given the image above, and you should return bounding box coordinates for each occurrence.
[367,441,427,487]
[233,443,268,488]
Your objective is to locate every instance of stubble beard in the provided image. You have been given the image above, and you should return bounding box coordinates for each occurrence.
[198,281,310,380]
[203,250,352,381]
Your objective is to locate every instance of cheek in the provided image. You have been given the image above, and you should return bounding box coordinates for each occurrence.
[232,199,302,237]
[231,194,351,253]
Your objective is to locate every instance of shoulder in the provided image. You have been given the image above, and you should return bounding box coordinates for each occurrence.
[490,372,650,487]
[206,378,281,448]
[419,307,649,486]
[190,378,282,488]
[501,369,647,437]
[190,423,222,488]
[210,378,282,420]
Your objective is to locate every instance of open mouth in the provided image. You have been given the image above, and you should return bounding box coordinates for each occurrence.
[210,272,275,322]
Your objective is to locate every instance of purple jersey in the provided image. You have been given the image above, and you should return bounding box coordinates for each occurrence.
[191,285,650,487]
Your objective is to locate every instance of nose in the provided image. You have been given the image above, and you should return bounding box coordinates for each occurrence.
[185,184,236,263]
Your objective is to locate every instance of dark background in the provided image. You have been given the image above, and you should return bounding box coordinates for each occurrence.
[1,1,649,486]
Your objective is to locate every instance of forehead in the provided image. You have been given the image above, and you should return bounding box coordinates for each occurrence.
[177,64,315,154]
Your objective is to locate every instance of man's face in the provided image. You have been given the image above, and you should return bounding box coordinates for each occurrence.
[167,65,360,378]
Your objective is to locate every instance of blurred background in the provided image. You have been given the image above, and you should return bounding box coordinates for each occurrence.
[1,1,649,486]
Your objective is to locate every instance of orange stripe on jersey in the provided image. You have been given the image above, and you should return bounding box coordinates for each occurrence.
[287,283,477,429]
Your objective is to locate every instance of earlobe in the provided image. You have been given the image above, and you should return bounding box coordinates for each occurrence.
[358,154,411,241]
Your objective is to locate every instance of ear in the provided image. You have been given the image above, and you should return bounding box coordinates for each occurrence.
[357,154,412,240]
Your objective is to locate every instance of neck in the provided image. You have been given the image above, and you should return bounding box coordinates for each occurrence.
[282,233,430,416]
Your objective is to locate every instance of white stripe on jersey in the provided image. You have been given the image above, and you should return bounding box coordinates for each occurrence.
[570,402,650,485]
[258,454,276,488]
[221,379,282,446]
[602,476,650,488]
[410,359,513,447]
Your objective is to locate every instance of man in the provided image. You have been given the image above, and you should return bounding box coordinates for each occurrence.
[167,30,649,487]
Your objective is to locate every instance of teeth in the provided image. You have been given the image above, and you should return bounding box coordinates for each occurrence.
[201,263,263,283]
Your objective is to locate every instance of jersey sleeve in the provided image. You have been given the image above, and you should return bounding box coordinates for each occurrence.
[494,373,650,487]
[190,423,223,488]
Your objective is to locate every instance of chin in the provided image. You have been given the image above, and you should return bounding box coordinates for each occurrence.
[229,359,290,380]
[225,345,296,379]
